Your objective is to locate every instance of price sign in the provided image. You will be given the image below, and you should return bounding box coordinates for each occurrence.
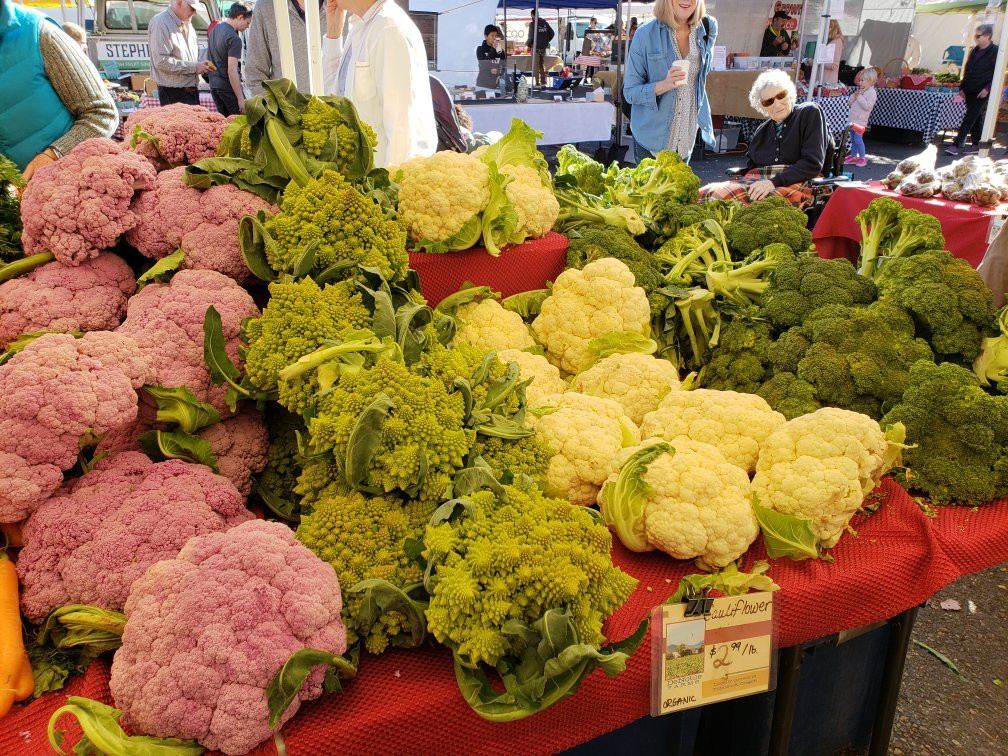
[651,592,777,716]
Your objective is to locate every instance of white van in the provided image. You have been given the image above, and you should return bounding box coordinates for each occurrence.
[89,0,220,76]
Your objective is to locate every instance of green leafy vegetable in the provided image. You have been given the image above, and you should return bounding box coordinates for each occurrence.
[751,497,822,561]
[667,560,779,603]
[266,648,357,728]
[49,697,204,755]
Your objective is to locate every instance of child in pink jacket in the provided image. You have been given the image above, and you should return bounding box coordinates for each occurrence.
[846,68,878,167]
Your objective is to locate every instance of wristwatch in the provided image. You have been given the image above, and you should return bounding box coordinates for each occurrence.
[43,146,61,160]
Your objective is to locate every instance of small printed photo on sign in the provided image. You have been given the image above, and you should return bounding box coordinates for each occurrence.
[664,619,705,681]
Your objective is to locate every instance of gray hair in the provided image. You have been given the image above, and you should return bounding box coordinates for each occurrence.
[749,69,797,115]
[977,23,994,37]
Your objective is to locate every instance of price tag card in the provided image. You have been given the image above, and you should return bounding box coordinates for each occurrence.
[650,592,777,716]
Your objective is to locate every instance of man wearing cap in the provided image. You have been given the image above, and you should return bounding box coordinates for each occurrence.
[760,11,793,57]
[148,0,213,106]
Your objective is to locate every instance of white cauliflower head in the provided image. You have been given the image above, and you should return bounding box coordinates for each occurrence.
[453,298,536,352]
[640,389,785,475]
[396,152,490,246]
[496,349,568,406]
[598,438,758,570]
[752,407,902,548]
[531,258,651,375]
[530,392,640,506]
[502,164,560,238]
[570,352,680,425]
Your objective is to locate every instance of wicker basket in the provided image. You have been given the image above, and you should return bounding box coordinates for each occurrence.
[878,58,909,88]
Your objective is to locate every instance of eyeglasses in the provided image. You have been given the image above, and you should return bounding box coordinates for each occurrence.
[760,90,789,108]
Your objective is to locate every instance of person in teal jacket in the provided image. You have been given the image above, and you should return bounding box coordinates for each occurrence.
[623,0,717,164]
[0,0,117,180]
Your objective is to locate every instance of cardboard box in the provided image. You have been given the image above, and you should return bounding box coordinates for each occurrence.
[129,74,150,92]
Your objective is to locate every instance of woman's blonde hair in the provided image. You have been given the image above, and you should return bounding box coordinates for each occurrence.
[828,19,842,42]
[749,69,797,114]
[654,0,706,29]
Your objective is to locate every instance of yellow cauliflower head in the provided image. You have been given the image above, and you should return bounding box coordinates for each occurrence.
[453,299,536,352]
[496,349,568,406]
[640,389,786,475]
[396,152,490,245]
[530,392,640,506]
[598,438,758,570]
[752,407,901,548]
[502,164,560,239]
[531,258,651,375]
[570,352,680,425]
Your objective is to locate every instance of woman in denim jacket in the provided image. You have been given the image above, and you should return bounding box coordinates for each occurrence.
[623,0,717,164]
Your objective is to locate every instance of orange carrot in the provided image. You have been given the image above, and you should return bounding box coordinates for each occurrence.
[0,553,30,717]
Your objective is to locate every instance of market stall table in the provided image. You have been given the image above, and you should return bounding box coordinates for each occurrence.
[869,88,961,144]
[7,481,1008,755]
[506,53,563,75]
[812,181,1003,267]
[112,92,219,141]
[465,100,615,145]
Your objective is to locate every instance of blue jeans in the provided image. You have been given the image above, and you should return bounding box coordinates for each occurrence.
[849,129,865,158]
[634,140,655,164]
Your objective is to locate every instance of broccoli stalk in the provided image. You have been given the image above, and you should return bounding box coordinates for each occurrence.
[704,243,796,307]
[674,288,722,370]
[974,306,1008,393]
[856,197,946,279]
[656,219,732,285]
[553,175,647,236]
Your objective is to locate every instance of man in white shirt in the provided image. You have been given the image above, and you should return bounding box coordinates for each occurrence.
[323,0,437,168]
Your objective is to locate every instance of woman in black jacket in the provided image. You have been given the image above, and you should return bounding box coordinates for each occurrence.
[700,69,827,206]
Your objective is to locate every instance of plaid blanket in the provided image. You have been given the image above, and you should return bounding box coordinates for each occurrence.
[699,167,814,208]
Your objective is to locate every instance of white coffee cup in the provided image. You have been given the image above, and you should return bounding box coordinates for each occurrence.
[671,59,689,87]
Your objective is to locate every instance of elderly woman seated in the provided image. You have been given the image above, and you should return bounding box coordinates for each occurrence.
[700,69,829,207]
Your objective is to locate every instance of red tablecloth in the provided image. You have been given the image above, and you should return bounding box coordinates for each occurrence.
[408,232,568,307]
[812,182,1004,268]
[5,481,1008,756]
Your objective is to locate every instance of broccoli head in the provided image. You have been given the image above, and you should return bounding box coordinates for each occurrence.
[262,170,408,282]
[699,315,775,393]
[856,197,945,279]
[704,243,796,308]
[656,219,732,286]
[553,175,647,236]
[755,371,822,419]
[296,486,433,653]
[881,360,1008,505]
[609,150,701,209]
[767,301,935,419]
[761,254,878,331]
[725,196,812,258]
[555,144,607,196]
[875,249,996,364]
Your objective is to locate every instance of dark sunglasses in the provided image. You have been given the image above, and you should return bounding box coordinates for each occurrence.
[760,90,788,108]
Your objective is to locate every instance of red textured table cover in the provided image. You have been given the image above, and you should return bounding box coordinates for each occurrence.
[812,182,1003,268]
[5,481,1008,756]
[407,232,568,308]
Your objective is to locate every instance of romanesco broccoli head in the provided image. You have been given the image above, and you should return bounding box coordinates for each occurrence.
[255,405,304,520]
[471,434,553,481]
[300,97,377,172]
[296,485,435,653]
[243,277,370,413]
[761,255,878,331]
[875,249,996,364]
[725,195,812,258]
[768,301,935,419]
[881,360,1008,505]
[264,170,408,282]
[422,477,637,667]
[308,356,474,503]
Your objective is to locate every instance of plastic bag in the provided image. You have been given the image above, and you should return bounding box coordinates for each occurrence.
[882,170,905,189]
[896,145,938,175]
[897,169,940,198]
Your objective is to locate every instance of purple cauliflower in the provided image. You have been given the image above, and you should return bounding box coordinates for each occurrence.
[0,332,154,523]
[125,105,228,168]
[109,520,347,755]
[0,253,136,349]
[17,451,252,622]
[126,167,275,283]
[198,407,269,497]
[116,269,259,414]
[20,138,157,265]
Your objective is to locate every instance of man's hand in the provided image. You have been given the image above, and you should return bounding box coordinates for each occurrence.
[195,60,213,75]
[326,0,346,39]
[747,179,776,202]
[980,87,990,99]
[22,149,57,183]
[238,99,246,114]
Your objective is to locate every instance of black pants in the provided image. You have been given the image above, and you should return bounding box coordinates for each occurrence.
[955,90,990,147]
[158,86,200,106]
[210,86,241,117]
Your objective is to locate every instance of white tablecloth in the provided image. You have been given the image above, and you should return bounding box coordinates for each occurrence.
[466,101,615,145]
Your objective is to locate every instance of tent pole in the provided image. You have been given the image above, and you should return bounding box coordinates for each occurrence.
[806,11,830,103]
[615,0,623,155]
[531,0,540,88]
[979,9,1008,157]
[305,0,324,93]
